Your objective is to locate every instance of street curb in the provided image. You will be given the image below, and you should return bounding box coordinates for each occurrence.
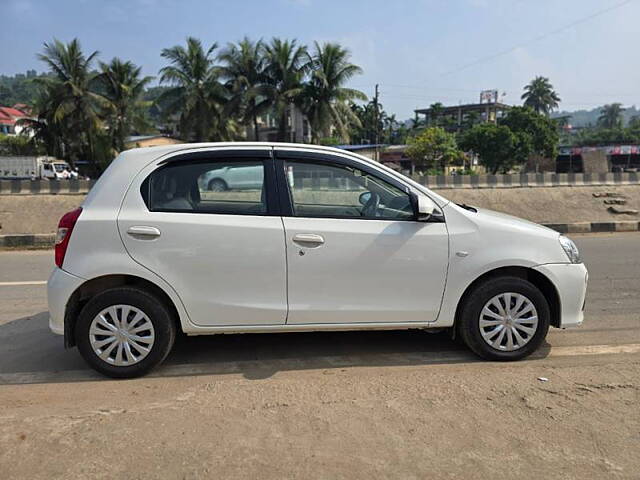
[1,222,639,249]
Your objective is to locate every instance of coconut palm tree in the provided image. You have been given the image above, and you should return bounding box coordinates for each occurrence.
[262,38,309,141]
[94,58,154,152]
[157,37,229,142]
[598,103,625,129]
[521,76,561,115]
[218,37,270,141]
[34,38,103,168]
[301,42,366,143]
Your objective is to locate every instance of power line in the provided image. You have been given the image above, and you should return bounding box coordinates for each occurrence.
[438,0,635,77]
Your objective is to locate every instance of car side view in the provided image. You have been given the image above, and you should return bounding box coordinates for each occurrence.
[47,143,588,378]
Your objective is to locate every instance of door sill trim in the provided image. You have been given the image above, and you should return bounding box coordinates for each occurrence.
[183,320,442,336]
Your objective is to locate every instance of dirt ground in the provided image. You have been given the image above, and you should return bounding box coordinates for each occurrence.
[434,185,640,224]
[1,185,638,235]
[1,357,638,479]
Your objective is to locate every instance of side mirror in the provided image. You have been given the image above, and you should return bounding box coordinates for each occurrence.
[358,191,372,206]
[413,193,436,221]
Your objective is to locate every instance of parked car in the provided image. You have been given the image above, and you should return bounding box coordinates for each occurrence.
[48,143,588,378]
[198,164,263,191]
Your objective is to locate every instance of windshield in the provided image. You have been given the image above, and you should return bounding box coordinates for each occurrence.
[54,164,66,172]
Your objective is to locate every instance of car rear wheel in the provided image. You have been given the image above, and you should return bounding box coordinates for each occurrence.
[208,178,227,192]
[458,276,550,361]
[75,287,176,378]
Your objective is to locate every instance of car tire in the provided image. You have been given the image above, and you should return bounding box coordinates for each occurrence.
[75,287,176,378]
[458,276,550,361]
[208,178,227,192]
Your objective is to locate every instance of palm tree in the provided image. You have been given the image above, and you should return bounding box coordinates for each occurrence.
[94,58,153,152]
[218,37,270,141]
[262,38,309,142]
[598,103,625,129]
[301,42,366,143]
[157,37,229,142]
[35,38,102,169]
[521,76,561,115]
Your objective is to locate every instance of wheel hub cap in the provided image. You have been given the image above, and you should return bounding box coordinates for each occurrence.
[479,292,538,352]
[89,305,155,366]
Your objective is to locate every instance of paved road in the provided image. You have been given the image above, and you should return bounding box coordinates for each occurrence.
[0,232,639,384]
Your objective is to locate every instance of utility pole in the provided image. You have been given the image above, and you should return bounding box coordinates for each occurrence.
[373,84,380,162]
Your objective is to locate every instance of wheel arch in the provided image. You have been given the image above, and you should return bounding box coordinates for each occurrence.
[64,274,182,348]
[453,266,561,335]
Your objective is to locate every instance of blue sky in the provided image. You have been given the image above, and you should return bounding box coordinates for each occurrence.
[1,0,639,119]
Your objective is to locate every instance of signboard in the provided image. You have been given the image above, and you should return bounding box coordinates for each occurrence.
[479,89,498,104]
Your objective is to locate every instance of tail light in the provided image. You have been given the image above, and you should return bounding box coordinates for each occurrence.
[55,207,82,268]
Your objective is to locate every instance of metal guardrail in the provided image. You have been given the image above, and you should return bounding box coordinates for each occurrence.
[0,172,639,194]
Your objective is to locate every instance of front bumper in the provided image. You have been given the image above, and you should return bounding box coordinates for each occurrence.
[533,263,588,328]
[47,267,84,336]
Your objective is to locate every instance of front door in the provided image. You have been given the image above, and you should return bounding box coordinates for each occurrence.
[277,152,449,325]
[118,150,288,327]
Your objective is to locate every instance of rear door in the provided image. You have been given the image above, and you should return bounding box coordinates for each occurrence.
[275,149,449,325]
[118,148,288,327]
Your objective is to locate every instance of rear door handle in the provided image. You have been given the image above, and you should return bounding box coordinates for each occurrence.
[292,233,325,246]
[127,226,161,238]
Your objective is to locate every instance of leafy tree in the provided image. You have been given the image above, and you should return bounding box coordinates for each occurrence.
[262,38,309,142]
[349,101,383,144]
[405,127,460,173]
[428,102,445,126]
[521,76,560,115]
[301,42,366,142]
[157,37,230,142]
[499,106,558,161]
[94,58,154,152]
[0,134,42,155]
[460,124,518,174]
[218,37,270,141]
[598,103,625,129]
[31,39,103,172]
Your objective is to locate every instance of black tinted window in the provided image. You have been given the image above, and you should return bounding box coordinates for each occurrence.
[142,160,267,215]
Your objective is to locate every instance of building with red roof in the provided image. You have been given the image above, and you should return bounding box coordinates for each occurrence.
[0,105,29,135]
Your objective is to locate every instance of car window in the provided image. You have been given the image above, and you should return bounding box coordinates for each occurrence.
[284,160,414,220]
[142,160,267,215]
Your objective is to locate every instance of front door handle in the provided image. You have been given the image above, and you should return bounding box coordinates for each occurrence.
[292,233,325,246]
[127,226,161,238]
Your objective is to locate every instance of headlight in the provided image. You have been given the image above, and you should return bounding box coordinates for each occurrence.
[559,235,581,264]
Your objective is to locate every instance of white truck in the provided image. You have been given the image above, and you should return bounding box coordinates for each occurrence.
[0,156,71,180]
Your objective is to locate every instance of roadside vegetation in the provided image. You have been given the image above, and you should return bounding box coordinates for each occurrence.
[1,39,639,175]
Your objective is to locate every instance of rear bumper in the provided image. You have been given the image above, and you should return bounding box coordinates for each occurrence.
[533,263,588,328]
[47,267,84,336]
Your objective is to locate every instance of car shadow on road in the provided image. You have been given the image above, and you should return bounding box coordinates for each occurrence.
[0,312,552,385]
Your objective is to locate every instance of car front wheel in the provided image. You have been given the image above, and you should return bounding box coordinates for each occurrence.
[75,287,176,378]
[458,276,550,361]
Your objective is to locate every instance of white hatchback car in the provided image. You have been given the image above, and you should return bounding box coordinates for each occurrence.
[48,143,588,378]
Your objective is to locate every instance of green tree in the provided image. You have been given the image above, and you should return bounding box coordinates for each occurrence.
[521,76,560,115]
[262,38,309,142]
[405,127,459,173]
[33,39,103,171]
[460,124,518,174]
[157,37,230,142]
[301,42,366,142]
[500,106,559,161]
[598,103,625,129]
[94,58,154,152]
[218,37,270,141]
[428,102,445,126]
